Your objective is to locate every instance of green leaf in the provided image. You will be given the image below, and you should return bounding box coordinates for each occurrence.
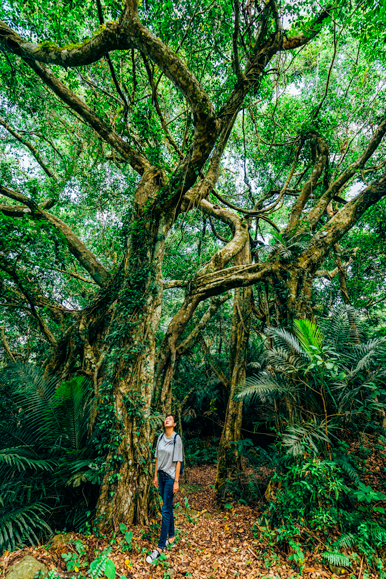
[104,559,115,579]
[119,523,127,533]
[125,531,133,545]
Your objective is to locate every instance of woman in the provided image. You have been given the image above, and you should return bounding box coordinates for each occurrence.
[146,413,183,564]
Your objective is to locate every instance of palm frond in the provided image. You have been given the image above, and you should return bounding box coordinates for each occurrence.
[266,327,307,358]
[148,413,164,430]
[53,376,91,451]
[265,347,306,372]
[319,306,360,351]
[0,362,94,547]
[0,449,56,472]
[0,502,52,551]
[293,319,324,355]
[281,420,332,456]
[237,372,299,402]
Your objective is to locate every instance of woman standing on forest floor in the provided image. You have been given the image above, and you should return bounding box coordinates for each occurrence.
[146,414,183,564]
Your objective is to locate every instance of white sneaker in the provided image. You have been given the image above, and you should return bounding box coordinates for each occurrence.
[146,549,161,564]
[166,539,176,548]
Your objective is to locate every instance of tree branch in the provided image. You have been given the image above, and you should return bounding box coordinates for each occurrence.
[198,333,230,389]
[209,215,230,243]
[301,173,386,271]
[315,247,359,281]
[94,0,130,117]
[0,257,57,346]
[0,185,111,287]
[141,53,183,159]
[0,19,122,67]
[190,250,273,297]
[198,199,250,276]
[0,117,57,179]
[53,268,98,285]
[305,116,386,231]
[232,1,243,81]
[23,59,151,175]
[286,133,329,231]
[177,293,232,356]
[163,279,189,289]
[0,326,16,362]
[280,6,332,51]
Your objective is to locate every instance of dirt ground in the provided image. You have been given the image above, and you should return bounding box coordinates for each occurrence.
[1,460,383,579]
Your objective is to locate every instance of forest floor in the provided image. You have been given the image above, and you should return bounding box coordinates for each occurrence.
[1,434,385,579]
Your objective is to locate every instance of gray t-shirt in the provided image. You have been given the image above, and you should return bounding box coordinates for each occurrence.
[155,433,183,480]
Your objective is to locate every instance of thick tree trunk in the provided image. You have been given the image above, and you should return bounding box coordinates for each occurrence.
[94,206,172,528]
[215,243,252,499]
[48,178,173,529]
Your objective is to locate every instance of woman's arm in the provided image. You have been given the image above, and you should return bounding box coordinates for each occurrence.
[173,461,181,494]
[154,458,159,488]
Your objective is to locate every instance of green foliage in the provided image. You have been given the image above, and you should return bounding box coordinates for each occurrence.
[88,549,111,579]
[183,437,219,466]
[323,552,352,567]
[238,306,386,456]
[256,456,386,575]
[2,0,386,551]
[0,363,101,551]
[232,308,386,574]
[118,523,133,551]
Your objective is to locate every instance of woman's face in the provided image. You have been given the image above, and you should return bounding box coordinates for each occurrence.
[164,415,176,429]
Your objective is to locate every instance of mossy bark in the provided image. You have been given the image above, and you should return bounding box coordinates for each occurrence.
[215,243,252,499]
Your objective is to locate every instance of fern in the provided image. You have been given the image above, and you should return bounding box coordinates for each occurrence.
[239,305,386,450]
[89,551,109,579]
[334,455,361,485]
[238,373,298,402]
[333,532,356,549]
[266,327,307,358]
[0,449,56,472]
[323,551,352,567]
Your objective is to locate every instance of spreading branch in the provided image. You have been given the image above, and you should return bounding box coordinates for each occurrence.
[0,257,57,346]
[0,185,111,287]
[280,6,332,51]
[177,293,232,356]
[23,59,151,175]
[0,117,57,179]
[0,326,16,362]
[305,116,386,231]
[286,133,329,231]
[301,173,386,271]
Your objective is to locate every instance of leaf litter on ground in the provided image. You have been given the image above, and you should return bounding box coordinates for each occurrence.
[0,452,384,579]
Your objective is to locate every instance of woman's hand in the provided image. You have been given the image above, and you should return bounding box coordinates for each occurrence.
[173,481,179,494]
[154,477,158,488]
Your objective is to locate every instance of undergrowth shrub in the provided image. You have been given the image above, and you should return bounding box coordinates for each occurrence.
[230,307,386,575]
[0,363,103,552]
[184,437,219,466]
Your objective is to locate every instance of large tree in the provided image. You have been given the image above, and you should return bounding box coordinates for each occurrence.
[1,0,386,528]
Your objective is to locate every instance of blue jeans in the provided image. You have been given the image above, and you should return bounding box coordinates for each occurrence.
[157,470,175,549]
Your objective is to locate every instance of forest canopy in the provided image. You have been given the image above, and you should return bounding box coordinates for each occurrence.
[1,0,386,567]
